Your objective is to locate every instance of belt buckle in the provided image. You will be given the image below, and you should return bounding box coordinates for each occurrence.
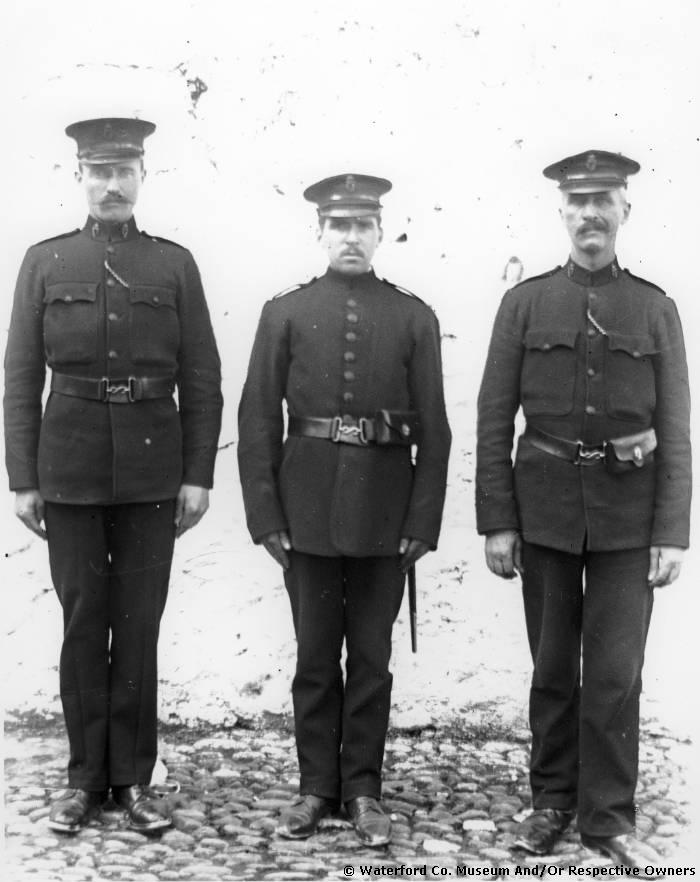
[357,417,370,445]
[331,416,368,445]
[575,440,606,465]
[101,376,137,403]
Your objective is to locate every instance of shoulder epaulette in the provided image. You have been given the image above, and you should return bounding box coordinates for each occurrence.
[140,231,186,249]
[622,268,666,296]
[510,266,561,291]
[272,277,318,299]
[32,228,81,247]
[381,278,425,303]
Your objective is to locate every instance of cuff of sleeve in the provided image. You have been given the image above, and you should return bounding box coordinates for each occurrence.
[9,472,40,492]
[181,467,215,489]
[400,521,439,551]
[650,534,689,550]
[251,520,290,545]
[476,514,521,536]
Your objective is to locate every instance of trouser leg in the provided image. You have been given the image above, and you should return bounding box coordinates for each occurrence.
[45,503,111,790]
[107,501,175,787]
[341,556,405,803]
[521,542,583,812]
[284,552,345,801]
[578,547,653,837]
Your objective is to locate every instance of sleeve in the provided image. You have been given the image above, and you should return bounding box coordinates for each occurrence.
[475,290,525,535]
[175,251,223,488]
[401,307,452,548]
[237,300,290,542]
[3,249,47,490]
[650,297,691,547]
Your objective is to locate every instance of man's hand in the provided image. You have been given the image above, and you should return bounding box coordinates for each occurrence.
[398,537,430,573]
[174,484,209,538]
[261,530,292,570]
[484,529,523,579]
[648,545,684,588]
[14,489,47,540]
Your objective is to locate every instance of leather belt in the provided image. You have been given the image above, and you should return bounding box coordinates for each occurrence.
[288,415,378,446]
[524,425,606,466]
[51,373,175,404]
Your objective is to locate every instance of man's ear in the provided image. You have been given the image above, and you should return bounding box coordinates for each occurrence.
[377,225,384,244]
[74,168,83,184]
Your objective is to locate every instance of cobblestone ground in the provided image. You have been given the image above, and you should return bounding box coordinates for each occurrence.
[4,716,696,881]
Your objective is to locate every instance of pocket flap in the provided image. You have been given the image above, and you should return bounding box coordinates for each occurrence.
[607,332,657,358]
[130,285,177,309]
[609,428,657,463]
[375,410,421,443]
[44,282,97,304]
[524,328,578,351]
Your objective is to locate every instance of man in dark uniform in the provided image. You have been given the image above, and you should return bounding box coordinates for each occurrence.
[476,151,691,867]
[238,174,451,846]
[4,118,223,833]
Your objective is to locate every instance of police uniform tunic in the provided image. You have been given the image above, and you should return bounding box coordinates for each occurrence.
[476,257,691,836]
[5,216,222,501]
[238,267,451,802]
[4,216,223,790]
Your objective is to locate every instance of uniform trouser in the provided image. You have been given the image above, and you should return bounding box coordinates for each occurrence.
[284,552,406,804]
[44,500,176,791]
[521,541,654,837]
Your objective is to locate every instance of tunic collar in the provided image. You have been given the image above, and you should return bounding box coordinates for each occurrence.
[324,267,376,289]
[83,215,140,243]
[564,256,620,287]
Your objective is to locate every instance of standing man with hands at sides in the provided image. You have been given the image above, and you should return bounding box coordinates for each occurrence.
[4,118,223,833]
[476,150,690,868]
[238,174,451,847]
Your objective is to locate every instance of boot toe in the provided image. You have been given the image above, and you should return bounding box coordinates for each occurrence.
[48,788,105,833]
[278,795,335,839]
[112,785,171,832]
[346,797,391,847]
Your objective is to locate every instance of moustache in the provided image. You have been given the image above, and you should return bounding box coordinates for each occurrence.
[578,221,608,234]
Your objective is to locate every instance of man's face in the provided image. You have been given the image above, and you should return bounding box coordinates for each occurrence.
[560,188,630,257]
[77,158,145,223]
[318,216,383,275]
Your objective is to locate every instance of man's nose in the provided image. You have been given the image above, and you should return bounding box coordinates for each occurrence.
[346,223,360,242]
[581,198,599,218]
[106,174,122,193]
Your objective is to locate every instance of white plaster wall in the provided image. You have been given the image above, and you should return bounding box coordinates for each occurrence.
[4,0,700,435]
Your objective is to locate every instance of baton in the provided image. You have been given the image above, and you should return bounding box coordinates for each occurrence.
[408,564,417,653]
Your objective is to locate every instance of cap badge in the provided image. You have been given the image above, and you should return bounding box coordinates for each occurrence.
[345,174,356,193]
[103,122,113,139]
[586,153,598,171]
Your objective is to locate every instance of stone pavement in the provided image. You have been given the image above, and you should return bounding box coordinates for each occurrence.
[4,715,697,881]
